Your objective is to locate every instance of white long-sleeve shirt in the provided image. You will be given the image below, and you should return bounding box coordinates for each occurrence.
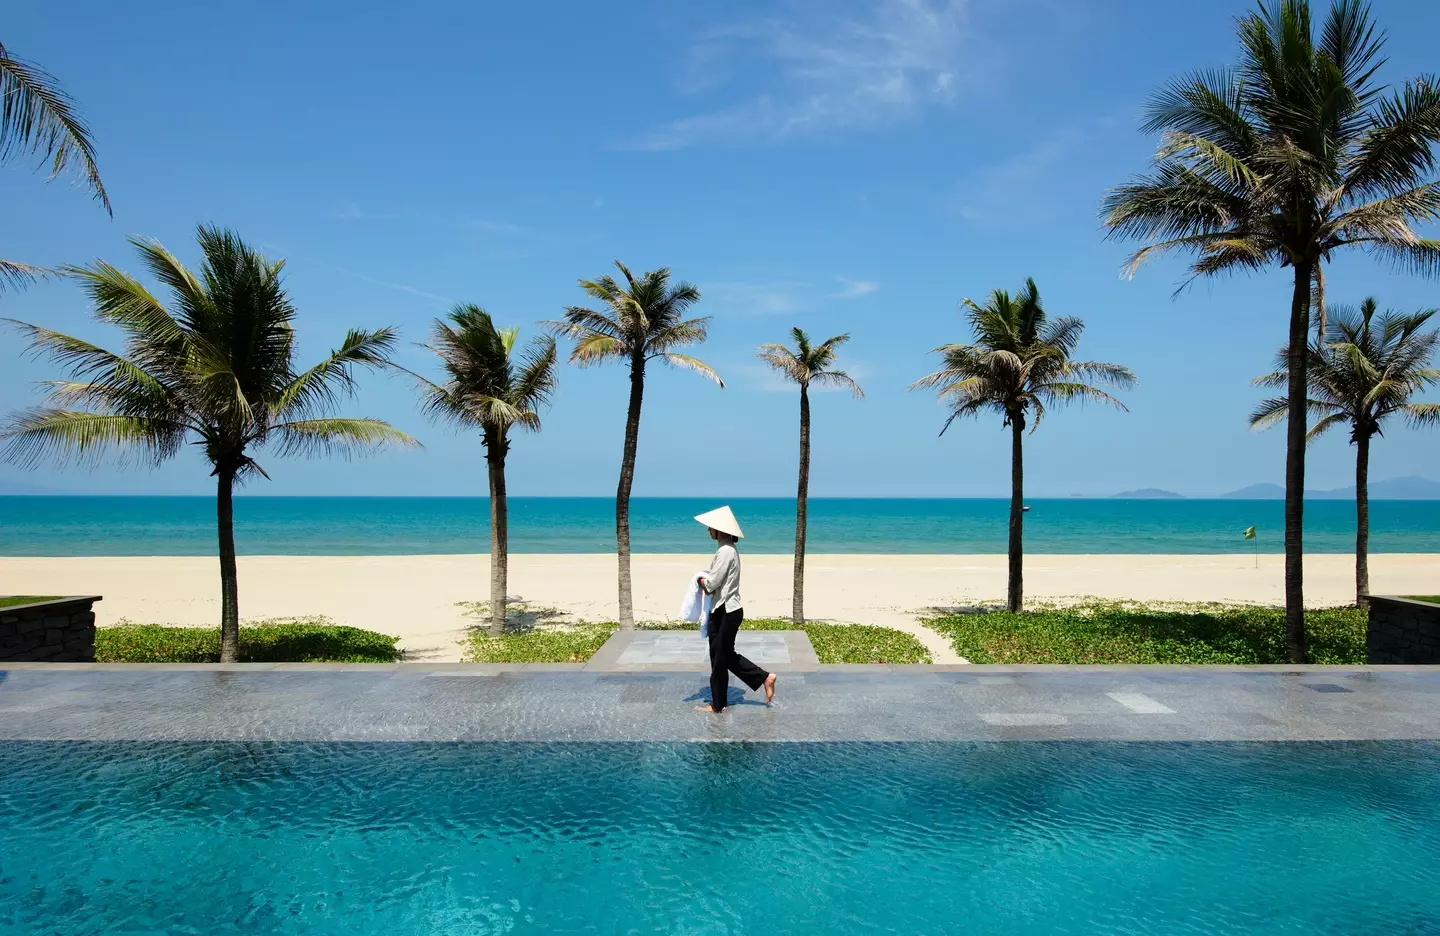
[699,543,743,613]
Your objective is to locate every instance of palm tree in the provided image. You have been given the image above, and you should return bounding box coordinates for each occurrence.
[1102,0,1440,661]
[1252,298,1439,606]
[407,305,558,634]
[913,279,1134,613]
[1,40,109,292]
[0,225,413,661]
[548,261,722,629]
[757,328,863,626]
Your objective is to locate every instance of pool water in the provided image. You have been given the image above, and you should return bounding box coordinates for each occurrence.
[2,741,1437,934]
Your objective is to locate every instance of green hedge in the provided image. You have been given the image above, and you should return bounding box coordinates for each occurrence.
[0,596,60,610]
[924,601,1366,665]
[97,619,402,663]
[463,624,616,663]
[740,618,932,664]
[462,618,931,664]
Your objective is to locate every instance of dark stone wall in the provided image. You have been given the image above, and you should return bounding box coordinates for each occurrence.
[1367,596,1440,665]
[0,597,101,663]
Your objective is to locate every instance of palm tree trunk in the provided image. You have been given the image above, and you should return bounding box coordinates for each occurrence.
[793,384,811,626]
[615,358,645,630]
[1007,417,1024,614]
[1355,431,1370,608]
[487,436,509,636]
[216,466,240,663]
[1283,262,1312,663]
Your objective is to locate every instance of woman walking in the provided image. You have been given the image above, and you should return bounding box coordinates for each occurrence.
[694,506,777,713]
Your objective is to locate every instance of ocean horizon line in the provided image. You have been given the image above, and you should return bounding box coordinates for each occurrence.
[3,493,1436,502]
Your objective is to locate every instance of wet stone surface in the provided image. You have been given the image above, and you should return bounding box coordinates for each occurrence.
[0,665,1437,743]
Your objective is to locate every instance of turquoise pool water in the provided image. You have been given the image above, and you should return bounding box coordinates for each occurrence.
[2,741,1437,934]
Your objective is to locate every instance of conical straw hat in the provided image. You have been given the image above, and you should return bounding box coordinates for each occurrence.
[694,505,744,539]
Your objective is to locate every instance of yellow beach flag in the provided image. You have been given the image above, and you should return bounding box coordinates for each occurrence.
[1243,526,1256,540]
[1243,525,1257,567]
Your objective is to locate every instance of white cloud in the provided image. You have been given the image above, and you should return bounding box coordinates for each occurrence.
[464,218,527,235]
[833,276,879,298]
[626,0,971,150]
[952,118,1123,224]
[704,280,811,316]
[330,200,395,222]
[339,270,454,306]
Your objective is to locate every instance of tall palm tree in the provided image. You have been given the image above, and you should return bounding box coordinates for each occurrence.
[913,279,1134,613]
[408,305,558,634]
[757,328,863,626]
[1,225,413,661]
[1102,0,1440,661]
[548,261,722,629]
[1252,299,1439,606]
[1,40,109,292]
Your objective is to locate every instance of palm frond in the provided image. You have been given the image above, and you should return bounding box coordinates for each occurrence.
[512,335,559,421]
[269,418,418,460]
[59,260,186,359]
[1032,381,1129,413]
[1402,402,1440,426]
[0,408,184,468]
[644,318,712,355]
[549,306,626,343]
[0,258,49,293]
[0,44,109,213]
[659,353,723,387]
[810,369,865,399]
[756,344,806,385]
[569,333,626,365]
[1064,360,1138,388]
[274,327,400,418]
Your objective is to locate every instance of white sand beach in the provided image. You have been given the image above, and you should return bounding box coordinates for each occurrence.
[2,553,1436,662]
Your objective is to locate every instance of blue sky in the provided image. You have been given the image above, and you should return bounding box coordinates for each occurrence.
[3,0,1439,498]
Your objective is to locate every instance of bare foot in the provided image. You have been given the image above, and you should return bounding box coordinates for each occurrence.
[696,704,721,713]
[764,673,777,705]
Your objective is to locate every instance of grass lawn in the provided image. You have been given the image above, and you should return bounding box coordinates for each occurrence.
[924,600,1366,665]
[0,596,61,610]
[1402,595,1440,604]
[459,605,931,664]
[97,617,402,663]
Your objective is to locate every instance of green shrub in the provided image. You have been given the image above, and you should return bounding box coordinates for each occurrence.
[739,618,932,664]
[462,616,930,665]
[97,618,402,663]
[924,601,1366,665]
[462,624,616,663]
[0,596,61,609]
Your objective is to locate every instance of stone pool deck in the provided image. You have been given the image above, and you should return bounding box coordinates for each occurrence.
[1,663,1437,743]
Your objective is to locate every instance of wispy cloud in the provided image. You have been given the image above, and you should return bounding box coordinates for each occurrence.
[832,276,879,298]
[339,270,454,307]
[704,280,812,316]
[952,118,1123,225]
[330,200,396,222]
[625,0,971,150]
[464,218,528,235]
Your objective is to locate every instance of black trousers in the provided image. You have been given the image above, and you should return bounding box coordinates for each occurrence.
[706,607,769,711]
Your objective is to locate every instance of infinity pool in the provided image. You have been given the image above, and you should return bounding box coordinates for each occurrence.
[2,741,1436,934]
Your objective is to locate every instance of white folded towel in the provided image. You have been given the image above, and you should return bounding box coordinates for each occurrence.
[678,572,713,637]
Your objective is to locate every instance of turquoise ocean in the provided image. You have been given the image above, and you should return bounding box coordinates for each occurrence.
[2,495,1438,556]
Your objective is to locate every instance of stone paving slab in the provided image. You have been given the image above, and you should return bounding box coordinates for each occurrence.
[587,629,820,671]
[0,665,1437,743]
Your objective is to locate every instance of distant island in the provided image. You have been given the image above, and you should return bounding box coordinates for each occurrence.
[1220,476,1440,499]
[1111,488,1185,499]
